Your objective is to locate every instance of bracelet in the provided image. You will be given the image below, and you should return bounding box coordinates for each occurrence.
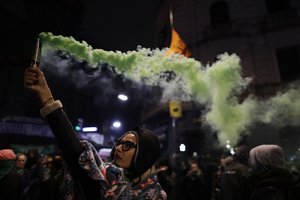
[41,97,54,107]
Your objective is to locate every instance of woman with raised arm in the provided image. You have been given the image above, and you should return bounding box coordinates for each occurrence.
[24,66,167,200]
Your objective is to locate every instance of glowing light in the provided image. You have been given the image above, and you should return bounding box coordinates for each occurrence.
[82,127,98,132]
[112,121,121,128]
[75,125,81,131]
[226,144,231,149]
[230,148,235,155]
[118,94,128,101]
[179,143,186,152]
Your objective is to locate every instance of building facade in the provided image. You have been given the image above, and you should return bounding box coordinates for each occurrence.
[150,0,300,162]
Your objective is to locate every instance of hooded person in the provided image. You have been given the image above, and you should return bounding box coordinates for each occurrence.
[248,144,299,200]
[249,144,284,171]
[110,126,160,183]
[64,126,166,200]
[24,66,167,200]
[0,149,22,200]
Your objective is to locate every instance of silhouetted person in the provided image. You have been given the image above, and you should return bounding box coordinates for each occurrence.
[0,149,22,200]
[202,158,219,200]
[183,161,205,200]
[24,148,44,200]
[39,155,65,200]
[248,144,300,200]
[211,155,233,200]
[156,156,176,200]
[221,144,251,200]
[15,153,30,199]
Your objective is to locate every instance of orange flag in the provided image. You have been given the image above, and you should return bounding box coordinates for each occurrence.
[166,28,191,57]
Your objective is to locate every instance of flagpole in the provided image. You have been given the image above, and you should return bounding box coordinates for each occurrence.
[170,117,176,169]
[169,8,174,29]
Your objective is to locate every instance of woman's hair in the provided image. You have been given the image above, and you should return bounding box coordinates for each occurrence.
[111,126,160,181]
[249,144,284,171]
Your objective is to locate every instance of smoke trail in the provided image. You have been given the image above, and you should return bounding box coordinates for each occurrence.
[39,32,300,146]
[255,84,300,127]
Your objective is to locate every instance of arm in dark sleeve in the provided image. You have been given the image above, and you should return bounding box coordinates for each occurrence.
[45,107,83,167]
[41,101,102,200]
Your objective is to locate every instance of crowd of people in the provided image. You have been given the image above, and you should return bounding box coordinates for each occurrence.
[0,64,299,200]
[0,148,65,200]
[1,143,299,200]
[157,144,300,200]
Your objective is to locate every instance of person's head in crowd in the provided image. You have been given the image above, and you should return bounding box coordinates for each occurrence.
[51,155,64,173]
[110,126,160,184]
[220,154,233,169]
[190,162,200,172]
[234,144,250,164]
[15,153,27,169]
[25,148,41,169]
[156,156,171,173]
[188,161,202,176]
[0,149,16,179]
[249,144,284,172]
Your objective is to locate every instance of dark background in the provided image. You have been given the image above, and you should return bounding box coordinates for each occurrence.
[0,0,168,135]
[2,0,300,160]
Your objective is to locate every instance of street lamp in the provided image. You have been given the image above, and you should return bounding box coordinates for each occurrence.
[118,94,128,101]
[112,121,121,128]
[179,143,186,152]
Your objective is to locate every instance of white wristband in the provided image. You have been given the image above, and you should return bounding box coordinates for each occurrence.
[40,100,63,117]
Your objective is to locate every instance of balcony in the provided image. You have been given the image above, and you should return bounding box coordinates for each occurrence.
[264,7,300,31]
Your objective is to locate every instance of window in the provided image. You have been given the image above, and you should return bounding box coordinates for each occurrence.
[209,1,230,26]
[276,46,300,82]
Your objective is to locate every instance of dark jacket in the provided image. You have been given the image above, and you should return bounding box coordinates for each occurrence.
[221,145,250,200]
[45,106,106,200]
[0,167,22,200]
[184,171,205,200]
[221,159,250,200]
[248,168,297,200]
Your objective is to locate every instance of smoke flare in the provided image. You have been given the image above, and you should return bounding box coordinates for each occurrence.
[39,32,300,146]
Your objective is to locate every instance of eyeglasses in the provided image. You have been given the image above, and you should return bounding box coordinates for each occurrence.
[115,140,137,151]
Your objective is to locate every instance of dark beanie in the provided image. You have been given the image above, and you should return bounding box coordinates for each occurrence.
[130,126,160,179]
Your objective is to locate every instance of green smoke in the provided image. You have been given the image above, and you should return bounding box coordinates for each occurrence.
[256,86,300,126]
[39,32,300,146]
